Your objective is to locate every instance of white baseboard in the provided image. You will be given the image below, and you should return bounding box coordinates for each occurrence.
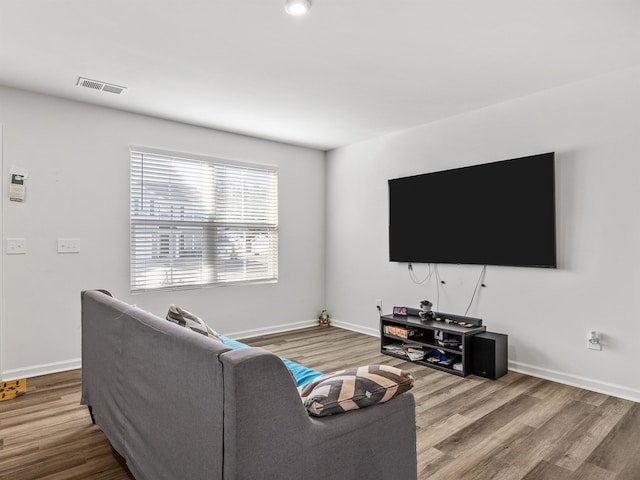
[329,318,379,337]
[2,358,81,381]
[227,319,319,340]
[509,361,640,403]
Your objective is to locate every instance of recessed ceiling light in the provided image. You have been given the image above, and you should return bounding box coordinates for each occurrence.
[285,0,311,16]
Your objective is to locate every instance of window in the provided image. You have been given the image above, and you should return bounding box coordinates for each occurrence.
[130,150,278,292]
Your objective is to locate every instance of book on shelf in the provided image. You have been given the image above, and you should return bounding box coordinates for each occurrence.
[405,347,424,355]
[437,338,461,349]
[382,342,427,361]
[425,349,458,366]
[383,325,408,339]
[402,347,424,361]
[382,343,405,355]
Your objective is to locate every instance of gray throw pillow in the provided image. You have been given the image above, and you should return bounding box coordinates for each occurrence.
[166,304,222,342]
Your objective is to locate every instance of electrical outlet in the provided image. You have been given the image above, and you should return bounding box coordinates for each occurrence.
[588,330,602,351]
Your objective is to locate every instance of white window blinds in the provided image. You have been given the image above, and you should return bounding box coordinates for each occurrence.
[130,150,278,292]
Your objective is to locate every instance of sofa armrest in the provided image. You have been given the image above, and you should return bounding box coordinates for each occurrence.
[221,347,417,480]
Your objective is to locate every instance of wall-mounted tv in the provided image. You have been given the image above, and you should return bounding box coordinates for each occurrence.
[388,152,556,268]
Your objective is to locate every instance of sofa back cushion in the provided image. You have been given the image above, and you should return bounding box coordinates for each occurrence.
[81,290,231,480]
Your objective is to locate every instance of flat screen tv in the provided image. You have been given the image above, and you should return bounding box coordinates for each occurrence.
[388,152,556,268]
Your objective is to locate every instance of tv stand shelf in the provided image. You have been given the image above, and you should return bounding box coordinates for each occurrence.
[380,312,486,377]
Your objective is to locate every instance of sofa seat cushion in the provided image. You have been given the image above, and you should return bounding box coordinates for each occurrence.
[219,335,322,387]
[298,365,414,416]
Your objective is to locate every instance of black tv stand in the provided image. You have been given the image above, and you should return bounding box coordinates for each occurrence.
[380,312,486,377]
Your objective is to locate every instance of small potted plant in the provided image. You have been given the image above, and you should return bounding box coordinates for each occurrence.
[318,309,330,327]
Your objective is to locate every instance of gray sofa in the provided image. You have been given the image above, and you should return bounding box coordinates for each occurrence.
[81,290,417,480]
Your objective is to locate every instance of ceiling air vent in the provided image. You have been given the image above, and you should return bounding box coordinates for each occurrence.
[77,77,127,95]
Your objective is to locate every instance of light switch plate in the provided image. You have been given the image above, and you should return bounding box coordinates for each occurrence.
[6,238,27,254]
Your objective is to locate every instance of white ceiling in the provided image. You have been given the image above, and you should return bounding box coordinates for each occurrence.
[1,1,639,151]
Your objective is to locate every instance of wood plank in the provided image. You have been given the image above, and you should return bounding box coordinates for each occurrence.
[570,462,617,480]
[485,399,597,474]
[584,403,640,475]
[426,417,535,480]
[546,396,633,472]
[434,393,540,458]
[521,460,573,480]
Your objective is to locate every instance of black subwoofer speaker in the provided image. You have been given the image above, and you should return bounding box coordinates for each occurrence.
[472,332,508,380]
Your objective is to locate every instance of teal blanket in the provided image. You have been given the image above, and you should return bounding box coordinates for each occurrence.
[220,335,322,387]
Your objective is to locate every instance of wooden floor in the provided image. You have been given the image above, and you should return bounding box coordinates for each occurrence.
[2,326,639,479]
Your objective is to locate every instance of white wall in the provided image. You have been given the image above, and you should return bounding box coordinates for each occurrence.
[326,66,640,401]
[0,87,326,380]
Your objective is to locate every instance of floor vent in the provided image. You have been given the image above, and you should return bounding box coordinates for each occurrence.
[77,77,127,95]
